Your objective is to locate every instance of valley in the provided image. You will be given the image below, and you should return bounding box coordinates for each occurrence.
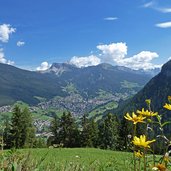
[0,62,153,117]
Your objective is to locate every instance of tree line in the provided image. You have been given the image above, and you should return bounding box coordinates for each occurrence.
[0,104,132,150]
[48,111,131,150]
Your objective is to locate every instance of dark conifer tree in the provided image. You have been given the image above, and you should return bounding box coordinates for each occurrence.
[10,105,35,148]
[10,105,23,148]
[98,113,119,150]
[89,119,99,147]
[2,115,11,149]
[80,113,92,147]
[118,116,132,151]
[58,112,80,147]
[21,107,36,148]
[50,114,60,144]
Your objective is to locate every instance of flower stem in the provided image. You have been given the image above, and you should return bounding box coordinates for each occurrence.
[143,148,147,171]
[133,124,137,171]
[138,159,141,171]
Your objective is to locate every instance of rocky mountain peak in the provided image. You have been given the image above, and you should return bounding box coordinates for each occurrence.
[47,62,77,76]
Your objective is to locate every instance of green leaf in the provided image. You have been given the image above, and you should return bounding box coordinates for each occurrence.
[12,162,18,171]
[161,121,171,127]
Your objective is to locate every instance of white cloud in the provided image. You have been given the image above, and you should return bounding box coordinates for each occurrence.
[144,3,171,28]
[168,57,171,61]
[143,1,171,14]
[70,55,101,68]
[0,48,14,65]
[117,51,159,70]
[36,61,51,71]
[7,60,15,65]
[17,41,25,47]
[69,42,160,70]
[97,43,159,70]
[0,49,6,63]
[0,24,16,43]
[104,17,118,21]
[155,21,171,28]
[157,7,171,13]
[97,42,127,62]
[98,43,159,70]
[143,1,155,8]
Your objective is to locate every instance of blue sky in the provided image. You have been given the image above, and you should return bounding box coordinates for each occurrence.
[0,0,171,70]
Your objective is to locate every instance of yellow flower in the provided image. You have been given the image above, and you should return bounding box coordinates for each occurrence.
[163,103,171,110]
[155,163,166,171]
[137,108,158,117]
[124,112,146,124]
[134,150,143,158]
[132,135,155,148]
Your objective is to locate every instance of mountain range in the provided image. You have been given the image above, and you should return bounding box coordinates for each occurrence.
[0,63,153,116]
[115,60,171,117]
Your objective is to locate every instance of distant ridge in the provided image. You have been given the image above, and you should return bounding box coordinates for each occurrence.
[0,62,152,115]
[114,60,171,116]
[0,63,64,106]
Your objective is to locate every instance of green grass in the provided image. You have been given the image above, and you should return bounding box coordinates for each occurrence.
[21,148,132,170]
[62,83,78,94]
[89,101,118,119]
[121,80,141,89]
[97,89,114,99]
[3,148,163,170]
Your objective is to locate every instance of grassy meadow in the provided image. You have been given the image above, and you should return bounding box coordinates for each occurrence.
[3,148,133,171]
[29,148,131,170]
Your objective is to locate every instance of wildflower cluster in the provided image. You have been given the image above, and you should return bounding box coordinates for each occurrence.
[124,96,171,171]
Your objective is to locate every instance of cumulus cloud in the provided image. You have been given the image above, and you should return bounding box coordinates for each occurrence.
[104,17,118,21]
[69,42,160,70]
[17,41,25,47]
[36,61,51,71]
[155,21,171,28]
[97,42,127,62]
[0,48,14,65]
[97,43,159,70]
[70,55,101,68]
[117,51,159,70]
[0,24,16,43]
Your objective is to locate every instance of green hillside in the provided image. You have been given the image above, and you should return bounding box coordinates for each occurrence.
[114,60,171,117]
[0,63,65,106]
[0,63,152,115]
